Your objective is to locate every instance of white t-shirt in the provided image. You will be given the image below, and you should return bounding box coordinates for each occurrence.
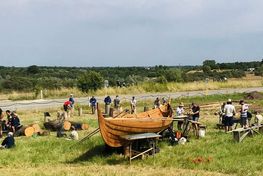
[131,99,136,107]
[70,130,79,140]
[176,107,184,116]
[224,104,236,117]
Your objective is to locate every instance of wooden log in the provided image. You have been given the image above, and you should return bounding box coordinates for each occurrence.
[37,130,50,136]
[109,108,114,117]
[78,108,83,116]
[44,120,63,131]
[63,121,71,131]
[15,126,35,137]
[30,123,42,133]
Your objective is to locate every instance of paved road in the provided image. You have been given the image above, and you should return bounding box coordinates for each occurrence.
[0,87,262,111]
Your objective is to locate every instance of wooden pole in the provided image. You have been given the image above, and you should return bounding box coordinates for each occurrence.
[78,107,83,116]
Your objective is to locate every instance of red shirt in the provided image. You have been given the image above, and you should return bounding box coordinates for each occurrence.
[64,101,71,106]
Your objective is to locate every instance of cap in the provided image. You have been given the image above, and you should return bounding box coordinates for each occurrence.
[227,99,232,102]
[8,132,13,136]
[179,102,184,107]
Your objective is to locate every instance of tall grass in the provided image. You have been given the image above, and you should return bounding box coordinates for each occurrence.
[1,79,262,101]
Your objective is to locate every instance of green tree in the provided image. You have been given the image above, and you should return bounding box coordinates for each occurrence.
[27,65,39,74]
[202,65,211,74]
[203,60,216,69]
[77,71,103,92]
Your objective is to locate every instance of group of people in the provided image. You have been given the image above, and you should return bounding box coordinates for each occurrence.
[0,109,21,136]
[0,108,19,148]
[219,99,251,132]
[153,97,168,109]
[175,102,200,121]
[88,95,137,115]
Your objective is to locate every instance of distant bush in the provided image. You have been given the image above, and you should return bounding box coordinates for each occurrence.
[77,71,104,92]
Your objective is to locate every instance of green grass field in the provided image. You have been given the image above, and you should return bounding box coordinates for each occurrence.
[1,93,263,176]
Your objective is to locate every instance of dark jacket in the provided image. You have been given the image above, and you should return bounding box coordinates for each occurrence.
[90,97,97,106]
[104,96,112,105]
[2,136,15,148]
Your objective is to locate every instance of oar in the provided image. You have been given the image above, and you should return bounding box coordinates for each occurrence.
[69,128,100,149]
[79,128,100,143]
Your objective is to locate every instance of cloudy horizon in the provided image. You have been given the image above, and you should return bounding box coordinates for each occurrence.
[0,0,263,67]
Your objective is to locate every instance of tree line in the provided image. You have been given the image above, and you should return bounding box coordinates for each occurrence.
[0,60,262,93]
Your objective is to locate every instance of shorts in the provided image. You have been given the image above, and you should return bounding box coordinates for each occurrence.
[192,116,199,122]
[63,105,68,111]
[240,116,248,126]
[224,116,233,126]
[221,115,226,124]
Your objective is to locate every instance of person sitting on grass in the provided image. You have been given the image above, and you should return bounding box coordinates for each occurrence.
[5,110,12,132]
[10,112,22,133]
[69,126,79,140]
[1,132,15,149]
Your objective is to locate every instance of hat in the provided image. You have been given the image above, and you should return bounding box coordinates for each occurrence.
[227,99,232,102]
[179,102,184,107]
[8,132,13,136]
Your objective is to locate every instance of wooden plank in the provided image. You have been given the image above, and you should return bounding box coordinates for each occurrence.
[121,133,161,141]
[130,147,153,160]
[239,131,250,142]
[233,131,241,142]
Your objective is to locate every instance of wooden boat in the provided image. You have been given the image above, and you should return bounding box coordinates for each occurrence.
[98,104,173,147]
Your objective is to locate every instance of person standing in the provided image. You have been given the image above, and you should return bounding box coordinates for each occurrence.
[176,102,185,130]
[191,103,200,121]
[154,97,160,109]
[0,108,3,138]
[89,96,97,114]
[113,95,121,111]
[63,100,72,119]
[69,94,75,116]
[104,96,112,116]
[218,102,226,124]
[239,100,249,128]
[130,96,137,114]
[69,94,75,108]
[223,99,236,133]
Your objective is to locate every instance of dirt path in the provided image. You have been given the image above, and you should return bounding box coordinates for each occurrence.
[0,87,262,111]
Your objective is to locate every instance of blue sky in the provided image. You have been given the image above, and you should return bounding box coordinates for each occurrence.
[0,0,262,67]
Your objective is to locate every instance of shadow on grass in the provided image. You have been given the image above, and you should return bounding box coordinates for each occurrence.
[68,144,126,165]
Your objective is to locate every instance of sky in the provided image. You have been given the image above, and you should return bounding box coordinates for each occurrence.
[0,0,263,67]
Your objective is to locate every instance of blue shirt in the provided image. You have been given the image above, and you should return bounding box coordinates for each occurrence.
[90,97,97,106]
[104,96,112,105]
[69,97,75,106]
